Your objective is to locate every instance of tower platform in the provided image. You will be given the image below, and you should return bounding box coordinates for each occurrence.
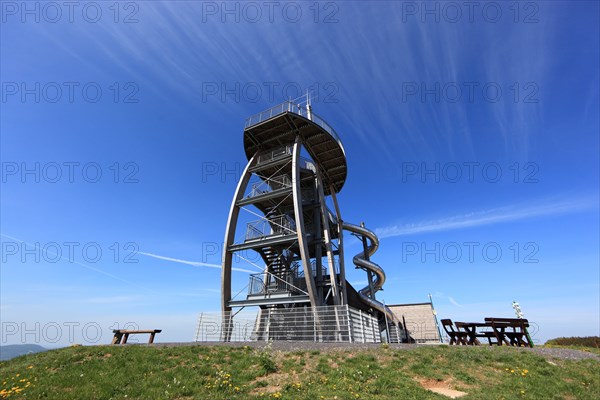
[243,102,347,194]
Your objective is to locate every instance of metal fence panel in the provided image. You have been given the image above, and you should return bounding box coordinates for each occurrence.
[194,305,387,343]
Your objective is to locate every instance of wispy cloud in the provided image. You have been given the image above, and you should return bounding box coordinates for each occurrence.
[432,292,464,308]
[138,251,257,274]
[376,196,598,239]
[448,297,463,308]
[85,295,144,304]
[0,233,152,292]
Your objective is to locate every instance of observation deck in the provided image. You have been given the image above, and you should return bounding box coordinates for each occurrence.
[243,101,347,194]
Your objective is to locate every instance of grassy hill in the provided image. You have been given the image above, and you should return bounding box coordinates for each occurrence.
[1,344,598,399]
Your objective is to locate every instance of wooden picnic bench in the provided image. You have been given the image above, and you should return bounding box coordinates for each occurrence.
[449,318,532,347]
[111,329,162,345]
[441,319,469,345]
[485,318,532,347]
[455,322,506,346]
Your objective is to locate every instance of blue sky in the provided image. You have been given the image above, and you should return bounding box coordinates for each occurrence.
[1,1,598,346]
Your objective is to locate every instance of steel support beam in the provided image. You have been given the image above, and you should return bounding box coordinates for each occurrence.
[316,167,340,305]
[221,153,257,341]
[292,137,320,307]
[329,185,347,304]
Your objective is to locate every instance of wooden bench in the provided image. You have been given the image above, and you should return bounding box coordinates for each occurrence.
[455,322,504,346]
[485,318,532,347]
[441,319,468,345]
[111,329,162,345]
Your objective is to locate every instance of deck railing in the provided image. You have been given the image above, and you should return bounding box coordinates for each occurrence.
[255,145,293,165]
[245,100,342,145]
[248,174,292,198]
[248,270,307,296]
[245,215,296,241]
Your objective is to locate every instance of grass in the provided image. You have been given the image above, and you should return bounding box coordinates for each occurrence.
[1,344,598,399]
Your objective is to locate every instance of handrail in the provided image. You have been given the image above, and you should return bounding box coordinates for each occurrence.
[244,100,342,145]
[253,145,316,173]
[248,271,308,296]
[245,215,296,241]
[248,174,292,198]
[255,145,293,165]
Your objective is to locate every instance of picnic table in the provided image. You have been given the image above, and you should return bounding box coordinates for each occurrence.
[444,318,533,347]
[455,322,509,346]
[485,318,532,347]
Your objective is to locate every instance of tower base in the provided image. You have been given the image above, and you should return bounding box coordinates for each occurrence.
[194,305,407,343]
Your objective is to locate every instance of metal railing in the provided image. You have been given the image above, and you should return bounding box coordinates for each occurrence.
[248,174,292,198]
[254,145,316,172]
[310,259,330,277]
[248,270,307,296]
[245,223,264,240]
[245,100,342,145]
[255,145,293,165]
[245,215,296,241]
[249,274,266,295]
[193,305,393,343]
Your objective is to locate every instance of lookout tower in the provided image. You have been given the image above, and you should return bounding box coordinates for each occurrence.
[220,97,407,342]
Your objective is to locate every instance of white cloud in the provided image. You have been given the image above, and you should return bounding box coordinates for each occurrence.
[138,251,257,273]
[376,195,597,239]
[0,233,152,292]
[85,295,144,304]
[432,292,464,308]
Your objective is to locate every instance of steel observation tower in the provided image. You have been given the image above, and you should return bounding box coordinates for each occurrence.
[220,97,407,343]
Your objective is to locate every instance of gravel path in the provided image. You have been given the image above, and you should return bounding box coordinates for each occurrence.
[523,347,600,361]
[152,341,600,361]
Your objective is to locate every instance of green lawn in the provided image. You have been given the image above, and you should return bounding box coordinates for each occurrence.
[1,344,598,399]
